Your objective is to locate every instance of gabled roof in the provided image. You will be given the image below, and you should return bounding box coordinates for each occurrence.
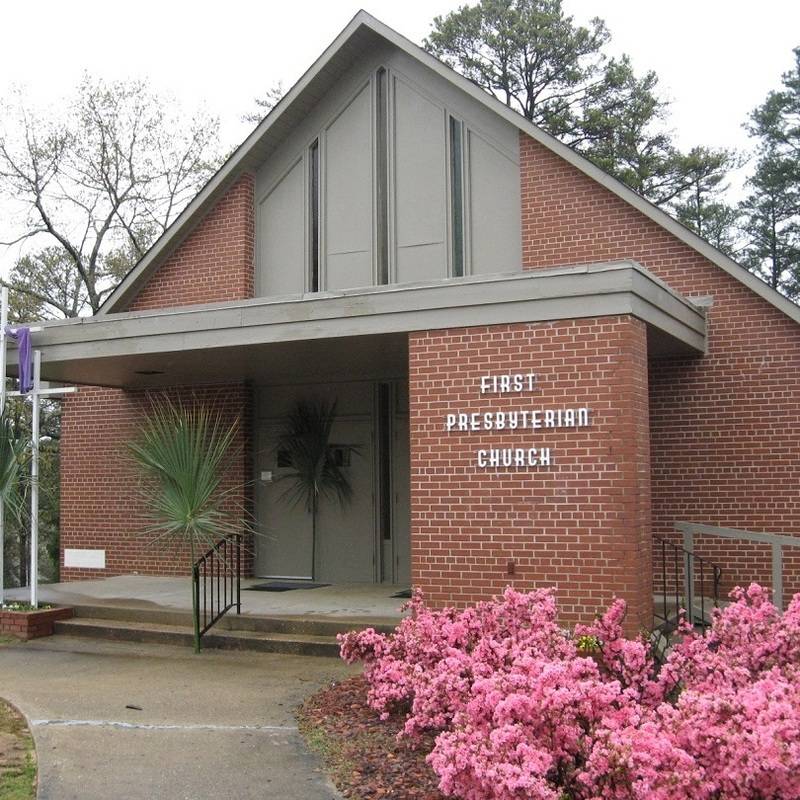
[100,10,800,326]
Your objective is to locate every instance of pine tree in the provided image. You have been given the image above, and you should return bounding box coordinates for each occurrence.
[425,0,737,217]
[671,147,741,257]
[740,47,800,298]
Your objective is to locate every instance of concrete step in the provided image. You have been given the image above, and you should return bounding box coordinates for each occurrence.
[67,604,399,638]
[54,617,342,658]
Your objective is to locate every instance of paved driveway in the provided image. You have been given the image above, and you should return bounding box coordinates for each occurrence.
[0,635,355,799]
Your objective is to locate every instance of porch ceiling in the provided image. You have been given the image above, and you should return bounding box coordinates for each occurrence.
[15,261,706,389]
[31,334,409,389]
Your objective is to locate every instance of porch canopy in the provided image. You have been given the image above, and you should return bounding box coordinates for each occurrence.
[12,262,706,388]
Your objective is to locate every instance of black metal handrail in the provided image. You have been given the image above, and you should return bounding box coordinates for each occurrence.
[191,534,241,651]
[653,535,721,637]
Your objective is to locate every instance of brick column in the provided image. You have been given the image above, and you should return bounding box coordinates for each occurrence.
[408,316,652,633]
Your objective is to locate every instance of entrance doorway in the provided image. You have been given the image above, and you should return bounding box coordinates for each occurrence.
[254,380,410,584]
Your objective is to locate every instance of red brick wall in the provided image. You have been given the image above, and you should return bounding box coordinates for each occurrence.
[0,607,73,639]
[58,171,257,581]
[520,132,800,604]
[126,172,255,312]
[60,384,253,580]
[59,121,800,623]
[408,316,652,632]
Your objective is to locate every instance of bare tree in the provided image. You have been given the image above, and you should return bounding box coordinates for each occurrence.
[241,82,284,126]
[0,75,222,316]
[5,248,83,320]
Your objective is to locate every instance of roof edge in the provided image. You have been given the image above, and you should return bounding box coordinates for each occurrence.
[33,261,707,370]
[99,10,373,315]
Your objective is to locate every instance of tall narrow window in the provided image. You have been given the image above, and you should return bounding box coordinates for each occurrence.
[309,138,320,292]
[449,117,465,278]
[377,383,393,579]
[376,68,389,284]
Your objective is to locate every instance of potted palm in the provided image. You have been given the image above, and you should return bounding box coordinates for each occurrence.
[127,396,247,652]
[274,399,355,582]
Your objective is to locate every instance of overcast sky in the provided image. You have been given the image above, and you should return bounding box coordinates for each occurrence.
[1,1,798,271]
[3,1,798,149]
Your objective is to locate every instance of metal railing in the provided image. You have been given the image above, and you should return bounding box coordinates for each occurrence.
[192,534,241,651]
[676,522,800,611]
[653,535,721,635]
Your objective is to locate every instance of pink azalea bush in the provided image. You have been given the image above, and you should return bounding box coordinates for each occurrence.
[339,584,800,800]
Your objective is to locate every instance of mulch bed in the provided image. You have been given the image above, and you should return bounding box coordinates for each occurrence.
[297,674,447,800]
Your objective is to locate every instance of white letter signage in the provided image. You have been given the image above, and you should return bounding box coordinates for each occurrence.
[445,373,592,469]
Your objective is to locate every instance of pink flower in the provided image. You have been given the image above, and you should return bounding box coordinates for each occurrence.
[339,583,800,800]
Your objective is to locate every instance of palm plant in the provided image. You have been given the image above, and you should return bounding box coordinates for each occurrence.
[127,396,246,651]
[275,399,355,581]
[0,409,27,592]
[0,409,26,513]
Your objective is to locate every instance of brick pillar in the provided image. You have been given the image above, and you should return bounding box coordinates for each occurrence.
[408,316,652,633]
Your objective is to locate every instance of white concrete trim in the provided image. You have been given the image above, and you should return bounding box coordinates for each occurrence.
[29,263,706,380]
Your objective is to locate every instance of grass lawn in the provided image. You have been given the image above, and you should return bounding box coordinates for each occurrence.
[0,699,36,800]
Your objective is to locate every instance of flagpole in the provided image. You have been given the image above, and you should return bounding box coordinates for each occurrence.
[0,286,7,606]
[30,351,40,609]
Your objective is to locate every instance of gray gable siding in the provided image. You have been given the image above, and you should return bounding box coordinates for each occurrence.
[392,73,449,283]
[256,158,306,296]
[324,81,375,290]
[253,39,522,298]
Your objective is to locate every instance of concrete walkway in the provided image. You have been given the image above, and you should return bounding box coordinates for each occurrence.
[0,635,356,799]
[7,575,406,623]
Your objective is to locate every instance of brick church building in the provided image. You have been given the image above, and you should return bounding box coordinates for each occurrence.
[29,12,800,631]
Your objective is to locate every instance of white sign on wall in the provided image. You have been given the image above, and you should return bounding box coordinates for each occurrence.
[64,548,106,569]
[444,373,592,468]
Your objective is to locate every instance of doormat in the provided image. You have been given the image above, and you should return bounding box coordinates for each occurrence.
[246,582,330,592]
[391,588,413,599]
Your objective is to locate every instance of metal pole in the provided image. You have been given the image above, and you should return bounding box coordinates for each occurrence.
[192,564,201,654]
[682,528,694,621]
[0,286,7,605]
[236,534,241,615]
[30,350,40,609]
[772,543,784,612]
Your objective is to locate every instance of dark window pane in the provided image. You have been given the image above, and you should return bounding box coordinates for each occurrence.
[378,383,392,541]
[309,139,320,292]
[376,68,389,284]
[450,117,465,278]
[328,445,352,468]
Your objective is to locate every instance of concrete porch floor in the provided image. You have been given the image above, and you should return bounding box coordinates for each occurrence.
[6,575,407,623]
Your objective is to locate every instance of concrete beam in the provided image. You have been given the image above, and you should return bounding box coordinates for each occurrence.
[17,261,706,388]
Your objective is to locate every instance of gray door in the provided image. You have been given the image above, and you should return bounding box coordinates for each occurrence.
[317,418,376,582]
[254,423,313,579]
[392,413,411,585]
[254,417,377,582]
